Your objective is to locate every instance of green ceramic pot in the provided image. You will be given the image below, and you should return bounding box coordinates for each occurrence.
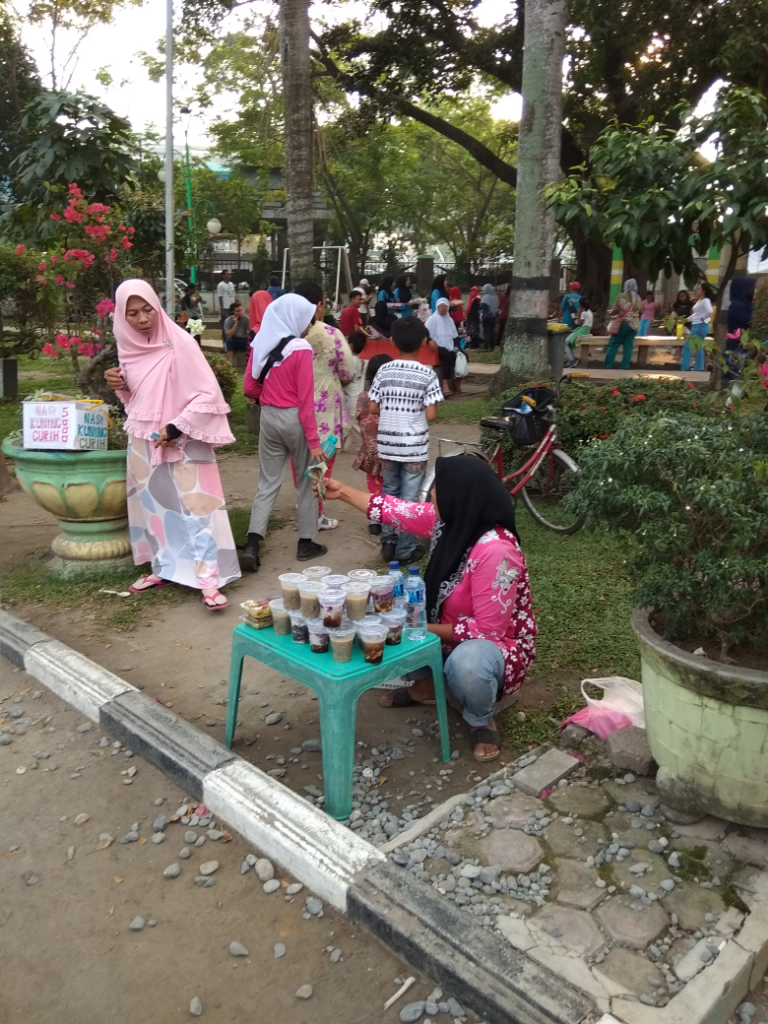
[1,437,130,568]
[632,609,768,827]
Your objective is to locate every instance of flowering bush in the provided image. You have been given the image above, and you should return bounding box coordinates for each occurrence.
[565,412,768,658]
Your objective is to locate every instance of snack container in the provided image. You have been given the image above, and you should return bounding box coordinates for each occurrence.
[289,611,309,644]
[357,620,389,665]
[240,599,273,629]
[343,581,370,621]
[298,579,322,619]
[319,585,346,628]
[321,574,349,588]
[347,569,376,583]
[302,565,332,580]
[269,598,291,636]
[329,625,357,663]
[369,575,395,613]
[278,572,306,611]
[380,608,407,645]
[306,617,330,654]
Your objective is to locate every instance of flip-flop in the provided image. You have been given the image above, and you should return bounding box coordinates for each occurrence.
[129,575,173,593]
[378,686,436,709]
[202,591,228,611]
[471,727,502,762]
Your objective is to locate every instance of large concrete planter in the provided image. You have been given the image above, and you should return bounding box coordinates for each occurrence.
[1,437,131,574]
[632,608,768,827]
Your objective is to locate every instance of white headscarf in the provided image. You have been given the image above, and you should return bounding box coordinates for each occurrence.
[481,283,500,316]
[250,293,316,380]
[425,297,458,350]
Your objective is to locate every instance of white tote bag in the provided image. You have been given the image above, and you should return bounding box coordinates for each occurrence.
[454,350,469,377]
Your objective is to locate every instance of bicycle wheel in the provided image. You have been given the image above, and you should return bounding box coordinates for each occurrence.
[519,448,585,535]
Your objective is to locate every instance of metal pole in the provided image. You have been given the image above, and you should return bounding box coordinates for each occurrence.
[184,130,196,285]
[164,0,175,316]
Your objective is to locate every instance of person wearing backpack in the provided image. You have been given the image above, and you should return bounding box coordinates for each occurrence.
[559,281,582,328]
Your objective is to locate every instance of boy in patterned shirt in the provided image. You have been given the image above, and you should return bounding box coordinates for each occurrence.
[367,317,443,562]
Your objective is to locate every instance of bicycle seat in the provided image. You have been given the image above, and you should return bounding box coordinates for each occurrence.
[480,416,515,432]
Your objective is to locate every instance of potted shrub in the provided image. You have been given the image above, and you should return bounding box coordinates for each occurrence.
[569,411,768,825]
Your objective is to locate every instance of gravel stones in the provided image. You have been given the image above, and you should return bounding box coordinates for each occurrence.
[273,943,286,959]
[305,897,323,916]
[254,858,274,882]
[295,984,313,1000]
[263,879,280,894]
[189,996,203,1016]
[0,734,11,746]
[400,1001,425,1022]
[264,712,283,726]
[179,847,191,860]
[198,861,219,876]
[184,830,197,845]
[129,916,145,931]
[151,832,166,845]
[286,882,303,896]
[119,831,139,844]
[152,814,168,832]
[194,876,216,887]
[163,863,181,879]
[302,738,321,752]
[229,941,249,956]
[207,829,225,841]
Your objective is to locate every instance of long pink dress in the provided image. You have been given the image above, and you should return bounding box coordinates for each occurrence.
[368,494,537,695]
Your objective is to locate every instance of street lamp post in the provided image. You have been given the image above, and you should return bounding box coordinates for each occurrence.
[180,106,196,285]
[164,0,175,317]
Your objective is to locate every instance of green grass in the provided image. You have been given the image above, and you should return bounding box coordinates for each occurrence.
[227,506,287,547]
[219,388,259,456]
[435,396,495,425]
[467,350,502,364]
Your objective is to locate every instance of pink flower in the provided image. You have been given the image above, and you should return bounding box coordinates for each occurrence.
[68,183,82,195]
[55,275,65,285]
[86,202,110,215]
[51,255,58,263]
[118,224,126,231]
[37,263,47,271]
[127,226,135,235]
[109,248,118,261]
[78,341,96,357]
[92,328,103,336]
[15,244,25,256]
[65,281,75,289]
[63,205,83,224]
[85,223,110,242]
[49,212,61,222]
[121,236,133,249]
[96,298,115,317]
[41,342,56,357]
[55,333,71,349]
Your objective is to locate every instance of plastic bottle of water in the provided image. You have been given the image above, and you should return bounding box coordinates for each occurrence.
[404,565,427,640]
[388,561,405,606]
[320,433,338,459]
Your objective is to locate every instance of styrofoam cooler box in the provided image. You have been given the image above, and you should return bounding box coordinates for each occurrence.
[22,398,109,451]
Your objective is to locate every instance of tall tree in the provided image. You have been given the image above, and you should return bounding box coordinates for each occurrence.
[27,0,132,89]
[279,0,314,281]
[0,12,41,195]
[501,0,566,382]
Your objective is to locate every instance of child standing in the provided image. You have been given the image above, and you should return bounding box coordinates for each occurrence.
[638,290,660,337]
[564,297,593,367]
[353,354,392,535]
[367,319,443,563]
[343,330,368,447]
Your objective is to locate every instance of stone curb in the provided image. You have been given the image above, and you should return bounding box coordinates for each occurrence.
[0,609,595,1023]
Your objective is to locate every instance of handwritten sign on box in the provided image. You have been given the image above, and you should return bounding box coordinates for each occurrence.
[22,399,109,451]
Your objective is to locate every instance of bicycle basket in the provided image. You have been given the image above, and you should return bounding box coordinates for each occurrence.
[502,386,555,448]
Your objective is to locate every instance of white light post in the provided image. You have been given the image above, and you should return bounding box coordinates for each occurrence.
[164,0,175,317]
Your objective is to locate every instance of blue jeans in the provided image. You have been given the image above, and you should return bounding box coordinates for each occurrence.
[638,318,651,337]
[682,323,707,371]
[380,459,426,559]
[406,639,505,728]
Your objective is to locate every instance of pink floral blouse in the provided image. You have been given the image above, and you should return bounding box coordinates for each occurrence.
[368,494,537,694]
[306,321,355,445]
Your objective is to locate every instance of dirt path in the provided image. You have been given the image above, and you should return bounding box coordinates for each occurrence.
[0,661,444,1024]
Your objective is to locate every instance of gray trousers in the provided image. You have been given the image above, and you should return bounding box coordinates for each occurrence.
[249,405,317,539]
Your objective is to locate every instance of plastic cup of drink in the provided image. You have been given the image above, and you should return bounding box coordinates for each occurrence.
[347,569,376,584]
[343,582,371,621]
[322,574,349,588]
[380,608,407,646]
[302,565,332,581]
[298,579,322,619]
[306,618,330,654]
[269,598,291,636]
[369,575,395,613]
[319,585,346,628]
[289,611,309,644]
[357,620,389,665]
[329,625,357,663]
[278,572,306,611]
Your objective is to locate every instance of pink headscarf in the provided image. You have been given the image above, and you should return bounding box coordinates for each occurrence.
[248,289,272,332]
[113,279,234,464]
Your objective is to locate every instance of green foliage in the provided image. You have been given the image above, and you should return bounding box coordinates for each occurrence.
[753,282,768,342]
[205,353,238,403]
[4,90,135,243]
[567,413,768,653]
[0,243,59,356]
[250,238,271,290]
[176,166,261,260]
[0,13,41,179]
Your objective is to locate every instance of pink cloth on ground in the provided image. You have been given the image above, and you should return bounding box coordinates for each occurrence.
[367,493,537,695]
[259,349,320,449]
[114,279,234,464]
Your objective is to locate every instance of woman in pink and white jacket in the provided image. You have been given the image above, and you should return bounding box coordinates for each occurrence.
[321,455,536,762]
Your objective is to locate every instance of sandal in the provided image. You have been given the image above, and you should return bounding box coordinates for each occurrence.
[202,590,228,611]
[378,686,436,709]
[471,727,502,763]
[129,575,173,593]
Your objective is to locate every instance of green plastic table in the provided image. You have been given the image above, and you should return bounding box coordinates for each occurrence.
[225,623,451,820]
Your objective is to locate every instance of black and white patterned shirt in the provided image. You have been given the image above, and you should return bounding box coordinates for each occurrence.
[367,359,443,461]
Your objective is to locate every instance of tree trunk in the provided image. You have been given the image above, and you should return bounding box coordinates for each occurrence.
[500,0,567,386]
[280,0,314,282]
[571,229,612,316]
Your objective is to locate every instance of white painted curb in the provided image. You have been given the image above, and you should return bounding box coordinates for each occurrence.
[25,639,137,720]
[204,760,385,911]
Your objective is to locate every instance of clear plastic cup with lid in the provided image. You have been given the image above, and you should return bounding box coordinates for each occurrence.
[347,569,376,584]
[306,617,330,654]
[380,607,407,645]
[369,574,395,613]
[321,574,349,588]
[278,572,306,611]
[343,581,371,621]
[269,598,291,636]
[298,579,322,619]
[319,585,346,628]
[289,610,309,644]
[356,619,389,664]
[302,565,332,580]
[329,624,357,663]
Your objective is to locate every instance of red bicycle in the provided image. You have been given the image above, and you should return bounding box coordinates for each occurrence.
[419,375,585,535]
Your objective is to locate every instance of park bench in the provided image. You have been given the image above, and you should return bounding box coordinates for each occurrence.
[577,334,688,369]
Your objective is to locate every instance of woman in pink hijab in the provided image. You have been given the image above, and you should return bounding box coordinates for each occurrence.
[104,280,240,610]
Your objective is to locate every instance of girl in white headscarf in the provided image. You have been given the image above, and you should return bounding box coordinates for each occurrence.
[426,296,460,397]
[241,294,327,572]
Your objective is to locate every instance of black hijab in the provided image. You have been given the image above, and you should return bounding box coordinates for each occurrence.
[372,299,395,337]
[424,455,520,621]
[727,276,755,333]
